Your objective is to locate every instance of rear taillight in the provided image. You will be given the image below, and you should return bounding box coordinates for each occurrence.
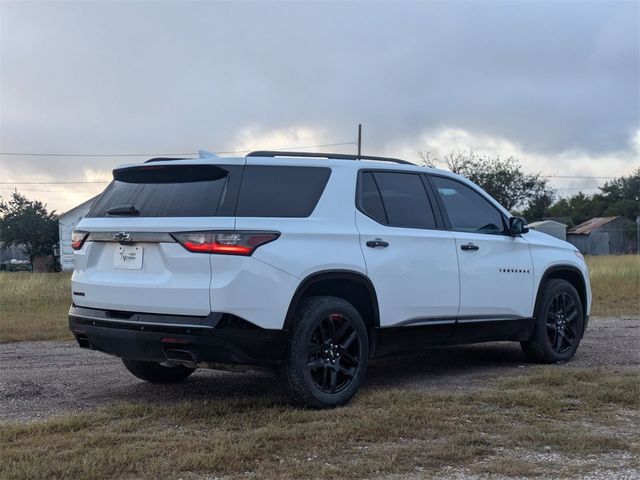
[71,230,89,250]
[173,231,279,256]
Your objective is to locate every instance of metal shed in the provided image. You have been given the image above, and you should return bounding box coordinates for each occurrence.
[58,196,97,271]
[566,216,635,255]
[528,220,567,241]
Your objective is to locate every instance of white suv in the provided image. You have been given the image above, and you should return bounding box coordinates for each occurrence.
[69,151,591,408]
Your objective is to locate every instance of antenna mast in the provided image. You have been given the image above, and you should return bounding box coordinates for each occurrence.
[357,123,362,160]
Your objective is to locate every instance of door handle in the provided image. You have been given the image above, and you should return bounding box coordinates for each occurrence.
[460,243,479,251]
[366,239,389,248]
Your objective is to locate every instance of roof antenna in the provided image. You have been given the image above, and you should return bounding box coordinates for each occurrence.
[357,123,362,160]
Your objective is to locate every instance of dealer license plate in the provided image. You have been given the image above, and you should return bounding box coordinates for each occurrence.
[114,245,143,270]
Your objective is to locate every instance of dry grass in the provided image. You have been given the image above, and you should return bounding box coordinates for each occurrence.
[0,256,637,343]
[0,272,72,343]
[0,367,637,480]
[586,255,640,316]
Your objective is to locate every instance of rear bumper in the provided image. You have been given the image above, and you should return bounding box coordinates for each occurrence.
[68,305,285,367]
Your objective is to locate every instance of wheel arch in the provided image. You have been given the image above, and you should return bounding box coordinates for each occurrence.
[535,265,588,318]
[284,270,380,348]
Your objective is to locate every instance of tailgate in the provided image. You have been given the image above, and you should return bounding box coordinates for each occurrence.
[72,222,233,316]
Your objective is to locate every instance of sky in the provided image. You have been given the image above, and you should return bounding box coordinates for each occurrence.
[0,0,638,213]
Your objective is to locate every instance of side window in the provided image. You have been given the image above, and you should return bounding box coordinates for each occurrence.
[360,171,436,229]
[430,176,505,234]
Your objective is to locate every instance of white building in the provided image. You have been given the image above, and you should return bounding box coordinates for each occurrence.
[528,220,567,241]
[58,196,97,271]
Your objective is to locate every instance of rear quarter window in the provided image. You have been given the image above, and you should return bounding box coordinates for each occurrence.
[235,166,331,218]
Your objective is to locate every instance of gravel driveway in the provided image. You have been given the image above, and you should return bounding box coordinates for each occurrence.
[1,315,637,422]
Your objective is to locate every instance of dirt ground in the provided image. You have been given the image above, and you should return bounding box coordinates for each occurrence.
[1,315,637,423]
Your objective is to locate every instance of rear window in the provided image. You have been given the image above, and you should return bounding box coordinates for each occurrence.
[360,171,437,229]
[235,166,331,217]
[88,164,242,217]
[87,164,330,218]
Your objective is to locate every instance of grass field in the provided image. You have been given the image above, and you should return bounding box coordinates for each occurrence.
[585,255,640,316]
[0,255,638,343]
[0,367,637,480]
[0,271,72,342]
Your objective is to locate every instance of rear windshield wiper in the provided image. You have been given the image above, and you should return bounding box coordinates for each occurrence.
[106,204,140,216]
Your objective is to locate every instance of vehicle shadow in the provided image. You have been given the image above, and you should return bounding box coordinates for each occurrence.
[117,341,530,405]
[364,341,530,392]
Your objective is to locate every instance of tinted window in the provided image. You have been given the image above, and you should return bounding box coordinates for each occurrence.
[88,164,241,217]
[361,172,386,224]
[362,172,436,229]
[235,166,331,217]
[431,176,505,234]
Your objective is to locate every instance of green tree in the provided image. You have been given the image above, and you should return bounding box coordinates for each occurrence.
[548,168,640,226]
[0,192,58,267]
[420,150,555,219]
[598,167,640,220]
[547,192,594,226]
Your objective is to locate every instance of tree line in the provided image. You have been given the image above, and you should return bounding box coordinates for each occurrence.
[420,150,639,228]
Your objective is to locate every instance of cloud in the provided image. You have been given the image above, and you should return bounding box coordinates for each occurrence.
[228,126,338,154]
[386,127,639,196]
[0,0,637,211]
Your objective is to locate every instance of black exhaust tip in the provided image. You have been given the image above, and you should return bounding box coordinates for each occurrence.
[164,348,197,363]
[76,335,92,349]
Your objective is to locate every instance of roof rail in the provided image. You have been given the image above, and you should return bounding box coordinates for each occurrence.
[144,157,190,163]
[246,150,415,166]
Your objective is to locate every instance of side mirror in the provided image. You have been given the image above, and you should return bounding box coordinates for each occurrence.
[509,217,529,236]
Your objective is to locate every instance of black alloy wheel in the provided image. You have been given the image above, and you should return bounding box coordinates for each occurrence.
[283,296,369,408]
[546,292,579,354]
[306,312,362,394]
[521,278,584,364]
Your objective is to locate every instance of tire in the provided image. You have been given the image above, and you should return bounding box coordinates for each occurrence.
[282,296,369,408]
[122,359,195,383]
[521,279,584,363]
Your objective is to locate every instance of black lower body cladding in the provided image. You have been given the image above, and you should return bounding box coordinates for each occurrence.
[68,305,285,367]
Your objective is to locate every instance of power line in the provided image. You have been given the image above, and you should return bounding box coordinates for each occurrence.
[0,140,359,186]
[0,181,109,185]
[0,141,356,157]
[0,186,92,193]
[0,152,196,157]
[542,175,616,179]
[0,156,628,188]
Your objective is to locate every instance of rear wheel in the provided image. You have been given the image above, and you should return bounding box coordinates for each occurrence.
[283,296,369,408]
[122,359,195,383]
[521,279,584,363]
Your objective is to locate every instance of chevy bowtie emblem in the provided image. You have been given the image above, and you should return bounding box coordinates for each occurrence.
[113,232,132,242]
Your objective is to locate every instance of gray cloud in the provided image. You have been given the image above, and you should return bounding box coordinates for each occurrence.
[0,0,638,210]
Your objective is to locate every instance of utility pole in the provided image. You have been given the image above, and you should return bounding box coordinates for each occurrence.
[636,216,639,254]
[357,123,362,160]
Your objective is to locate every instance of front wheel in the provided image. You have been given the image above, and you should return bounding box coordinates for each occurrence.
[521,279,584,363]
[282,296,369,408]
[122,359,195,383]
